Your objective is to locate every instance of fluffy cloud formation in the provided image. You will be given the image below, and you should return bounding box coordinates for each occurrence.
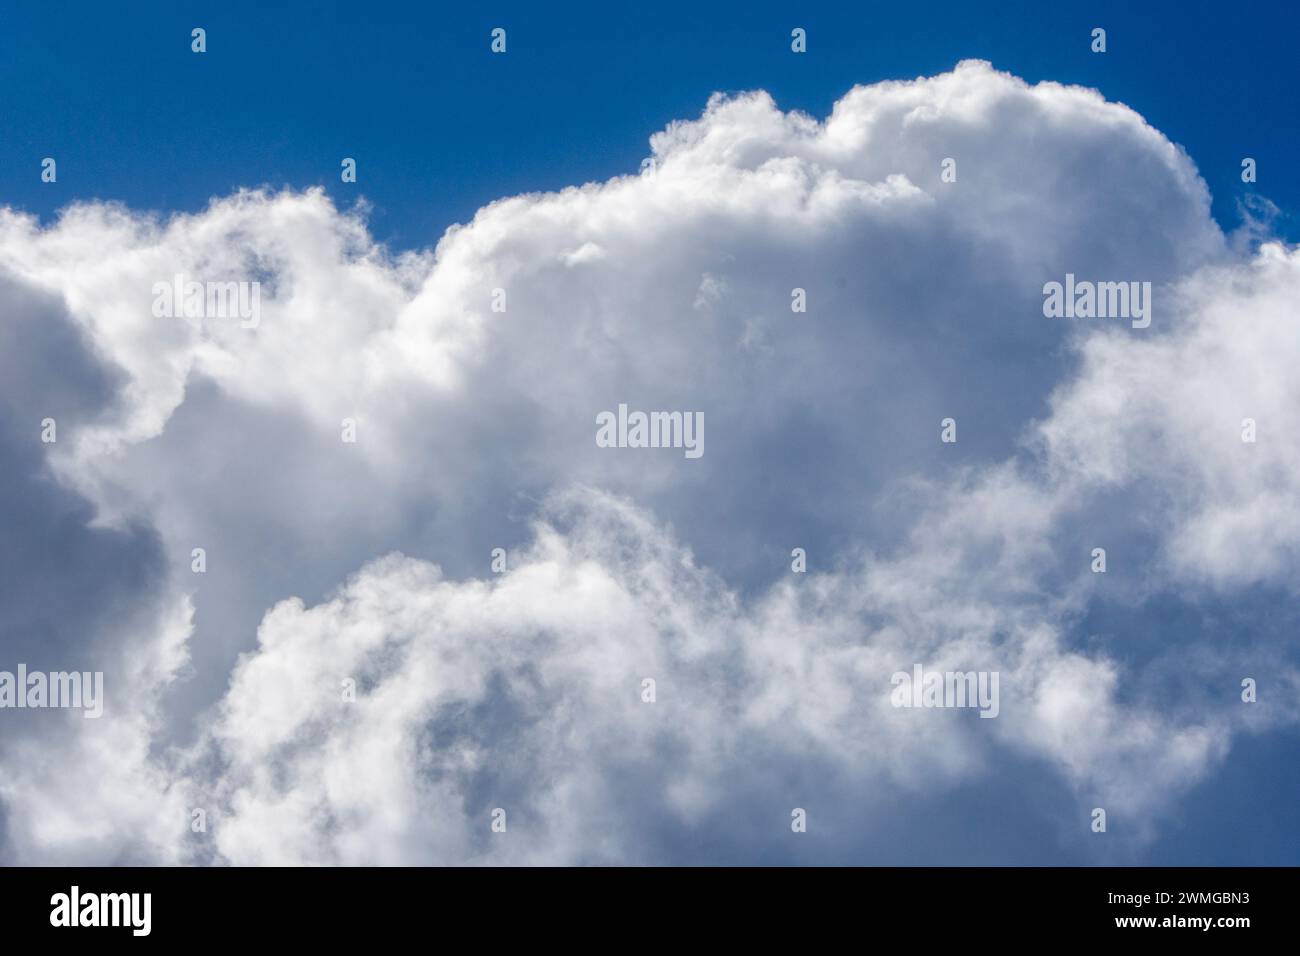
[0,60,1296,864]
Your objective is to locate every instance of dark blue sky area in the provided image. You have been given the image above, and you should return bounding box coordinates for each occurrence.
[0,0,1295,249]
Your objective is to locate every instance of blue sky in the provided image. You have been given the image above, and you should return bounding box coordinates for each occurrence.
[0,2,1298,866]
[1,0,1295,248]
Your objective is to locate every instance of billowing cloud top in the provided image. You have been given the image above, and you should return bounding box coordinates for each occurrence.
[0,60,1296,865]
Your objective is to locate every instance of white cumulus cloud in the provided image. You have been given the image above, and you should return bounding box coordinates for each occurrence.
[0,61,1296,864]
